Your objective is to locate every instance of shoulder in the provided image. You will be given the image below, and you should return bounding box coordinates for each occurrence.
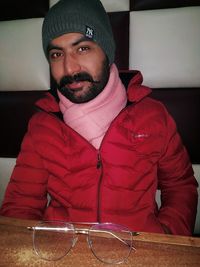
[26,110,64,144]
[28,91,62,131]
[128,96,169,118]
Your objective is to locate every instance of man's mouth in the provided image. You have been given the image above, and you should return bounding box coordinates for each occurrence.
[65,81,88,90]
[59,73,100,91]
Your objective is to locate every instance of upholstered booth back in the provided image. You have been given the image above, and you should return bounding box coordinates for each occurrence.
[0,0,199,234]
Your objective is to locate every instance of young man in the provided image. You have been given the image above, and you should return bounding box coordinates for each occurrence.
[0,0,198,236]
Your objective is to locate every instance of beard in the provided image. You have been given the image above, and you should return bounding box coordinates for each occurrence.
[55,57,110,103]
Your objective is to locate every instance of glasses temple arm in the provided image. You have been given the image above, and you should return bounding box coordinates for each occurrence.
[88,229,138,251]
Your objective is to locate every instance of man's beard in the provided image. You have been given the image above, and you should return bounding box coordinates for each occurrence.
[56,58,110,103]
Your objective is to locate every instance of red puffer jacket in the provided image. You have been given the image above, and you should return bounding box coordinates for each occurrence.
[0,72,198,235]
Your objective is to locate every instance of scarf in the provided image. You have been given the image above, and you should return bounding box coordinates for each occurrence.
[58,64,127,149]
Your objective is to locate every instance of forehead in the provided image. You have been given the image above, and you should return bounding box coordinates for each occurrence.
[50,32,95,48]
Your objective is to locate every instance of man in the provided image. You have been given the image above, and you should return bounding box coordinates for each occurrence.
[0,0,198,236]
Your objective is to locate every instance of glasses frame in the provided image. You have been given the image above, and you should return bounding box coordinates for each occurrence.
[28,221,138,265]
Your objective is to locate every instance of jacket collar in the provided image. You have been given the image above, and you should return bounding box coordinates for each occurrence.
[127,71,152,103]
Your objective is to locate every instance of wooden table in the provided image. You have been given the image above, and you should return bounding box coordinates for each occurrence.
[0,216,200,266]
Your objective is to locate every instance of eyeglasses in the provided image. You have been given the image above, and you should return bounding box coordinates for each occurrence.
[28,221,138,265]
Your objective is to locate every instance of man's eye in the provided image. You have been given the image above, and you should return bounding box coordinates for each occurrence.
[49,52,63,60]
[78,46,90,52]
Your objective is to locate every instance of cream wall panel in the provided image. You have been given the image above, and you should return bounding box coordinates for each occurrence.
[0,18,50,91]
[193,164,200,234]
[129,7,200,88]
[0,158,16,206]
[100,0,129,12]
[49,0,59,7]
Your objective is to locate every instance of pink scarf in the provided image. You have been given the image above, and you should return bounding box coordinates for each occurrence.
[58,64,127,149]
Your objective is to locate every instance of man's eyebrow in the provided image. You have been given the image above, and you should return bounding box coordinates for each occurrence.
[47,44,62,54]
[47,36,94,54]
[72,36,93,46]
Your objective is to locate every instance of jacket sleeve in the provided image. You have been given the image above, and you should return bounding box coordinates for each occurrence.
[0,116,49,220]
[157,109,198,236]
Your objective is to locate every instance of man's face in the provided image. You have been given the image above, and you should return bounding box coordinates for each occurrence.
[48,33,110,103]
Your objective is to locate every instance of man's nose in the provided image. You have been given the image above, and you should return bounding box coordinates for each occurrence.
[63,54,81,76]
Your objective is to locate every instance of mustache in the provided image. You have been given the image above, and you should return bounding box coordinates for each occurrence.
[59,72,100,88]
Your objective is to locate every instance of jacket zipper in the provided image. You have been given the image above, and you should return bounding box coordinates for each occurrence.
[97,152,102,169]
[96,151,103,222]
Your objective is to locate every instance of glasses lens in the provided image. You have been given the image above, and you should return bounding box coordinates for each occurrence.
[88,223,133,264]
[33,221,75,261]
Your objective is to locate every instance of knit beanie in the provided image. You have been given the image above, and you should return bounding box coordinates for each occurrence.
[42,0,115,64]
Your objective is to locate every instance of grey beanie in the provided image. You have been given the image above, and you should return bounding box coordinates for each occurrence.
[42,0,115,64]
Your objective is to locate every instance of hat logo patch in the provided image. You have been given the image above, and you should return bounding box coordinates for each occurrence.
[85,26,94,39]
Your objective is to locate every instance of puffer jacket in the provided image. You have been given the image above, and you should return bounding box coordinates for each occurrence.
[0,72,198,235]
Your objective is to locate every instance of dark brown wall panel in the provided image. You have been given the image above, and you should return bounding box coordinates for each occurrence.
[0,0,49,21]
[109,12,129,70]
[130,0,200,11]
